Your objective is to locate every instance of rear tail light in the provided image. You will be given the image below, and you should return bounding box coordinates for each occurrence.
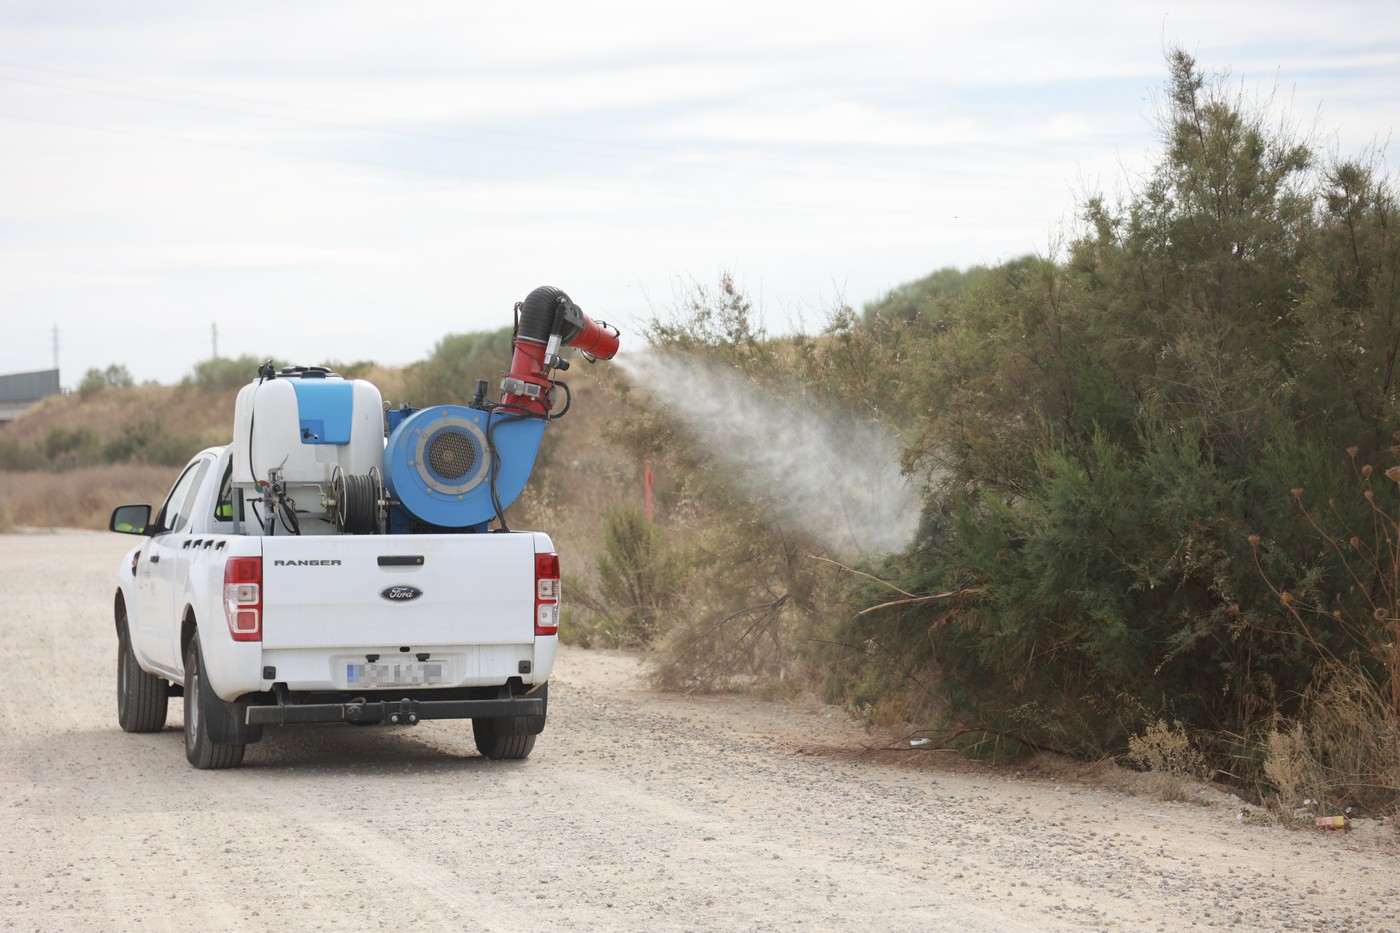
[224,557,262,642]
[535,552,560,636]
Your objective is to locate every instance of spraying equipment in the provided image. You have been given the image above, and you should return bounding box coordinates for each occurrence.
[229,286,619,536]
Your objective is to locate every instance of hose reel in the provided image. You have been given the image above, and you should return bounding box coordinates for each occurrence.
[329,465,383,534]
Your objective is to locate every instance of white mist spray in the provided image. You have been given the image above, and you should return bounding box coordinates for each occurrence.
[616,350,922,560]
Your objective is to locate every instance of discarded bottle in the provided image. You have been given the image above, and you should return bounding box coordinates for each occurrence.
[1314,816,1350,830]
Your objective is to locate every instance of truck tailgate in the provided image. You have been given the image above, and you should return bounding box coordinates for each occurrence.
[259,534,540,649]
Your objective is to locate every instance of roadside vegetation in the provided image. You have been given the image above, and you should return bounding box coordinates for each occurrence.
[2,50,1395,820]
[569,50,1400,819]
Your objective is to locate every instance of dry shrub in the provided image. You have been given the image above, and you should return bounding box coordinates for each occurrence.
[644,517,847,695]
[5,384,233,448]
[650,589,794,693]
[347,364,407,405]
[1263,724,1318,818]
[0,465,176,530]
[1126,719,1211,802]
[1263,667,1400,817]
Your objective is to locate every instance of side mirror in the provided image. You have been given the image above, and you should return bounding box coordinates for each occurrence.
[110,504,152,536]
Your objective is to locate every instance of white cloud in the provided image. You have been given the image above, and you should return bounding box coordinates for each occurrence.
[0,1,1397,385]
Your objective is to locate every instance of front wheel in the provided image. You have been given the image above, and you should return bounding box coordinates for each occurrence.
[116,609,168,733]
[184,636,245,770]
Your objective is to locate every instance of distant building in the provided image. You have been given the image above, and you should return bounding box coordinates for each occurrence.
[0,369,62,424]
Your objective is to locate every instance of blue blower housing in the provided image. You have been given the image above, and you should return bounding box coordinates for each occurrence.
[383,405,547,528]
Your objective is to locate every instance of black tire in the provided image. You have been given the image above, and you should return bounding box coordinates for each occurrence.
[116,608,168,733]
[471,720,536,760]
[184,636,245,770]
[471,682,546,760]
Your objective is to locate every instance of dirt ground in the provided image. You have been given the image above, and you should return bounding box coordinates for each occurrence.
[1,530,1396,932]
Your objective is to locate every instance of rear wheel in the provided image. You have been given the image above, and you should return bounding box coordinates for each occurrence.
[184,636,245,770]
[116,607,168,733]
[472,682,546,760]
[471,721,536,760]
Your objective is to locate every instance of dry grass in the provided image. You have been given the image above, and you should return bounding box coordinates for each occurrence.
[1125,719,1212,802]
[1262,668,1400,820]
[349,364,408,406]
[1,384,234,506]
[0,464,176,531]
[6,384,235,447]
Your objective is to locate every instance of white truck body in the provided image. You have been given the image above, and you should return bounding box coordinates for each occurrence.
[112,444,556,768]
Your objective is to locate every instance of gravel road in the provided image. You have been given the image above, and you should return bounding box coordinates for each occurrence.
[1,530,1396,932]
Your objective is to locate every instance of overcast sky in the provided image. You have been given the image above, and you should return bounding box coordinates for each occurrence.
[2,1,1398,387]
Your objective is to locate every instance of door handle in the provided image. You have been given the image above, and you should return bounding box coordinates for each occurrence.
[150,554,160,564]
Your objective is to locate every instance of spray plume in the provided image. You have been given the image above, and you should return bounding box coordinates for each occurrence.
[617,350,921,560]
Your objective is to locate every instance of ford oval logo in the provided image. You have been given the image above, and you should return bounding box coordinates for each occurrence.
[380,585,423,602]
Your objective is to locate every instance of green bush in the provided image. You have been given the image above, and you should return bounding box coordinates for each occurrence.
[42,426,101,469]
[183,355,273,392]
[102,420,213,467]
[595,506,670,642]
[402,328,513,407]
[78,369,107,399]
[78,364,135,399]
[569,506,679,647]
[813,50,1400,789]
[0,438,46,471]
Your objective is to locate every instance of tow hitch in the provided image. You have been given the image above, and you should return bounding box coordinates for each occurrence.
[342,698,416,725]
[387,699,419,726]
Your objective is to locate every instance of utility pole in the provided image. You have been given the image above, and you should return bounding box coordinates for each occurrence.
[52,325,59,373]
[212,323,219,359]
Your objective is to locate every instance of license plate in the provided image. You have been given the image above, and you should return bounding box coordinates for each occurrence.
[346,661,445,687]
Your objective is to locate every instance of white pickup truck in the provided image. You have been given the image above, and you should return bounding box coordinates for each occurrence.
[110,441,558,769]
[108,288,618,769]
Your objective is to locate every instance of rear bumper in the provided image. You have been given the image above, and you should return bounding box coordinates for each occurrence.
[246,695,544,726]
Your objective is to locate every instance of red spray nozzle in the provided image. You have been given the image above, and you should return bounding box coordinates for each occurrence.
[568,314,620,361]
[501,286,620,416]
